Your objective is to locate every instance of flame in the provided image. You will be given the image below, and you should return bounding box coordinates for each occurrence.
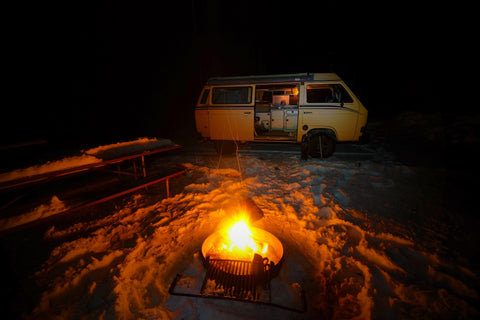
[215,215,269,261]
[202,206,283,264]
[261,244,268,254]
[226,220,256,252]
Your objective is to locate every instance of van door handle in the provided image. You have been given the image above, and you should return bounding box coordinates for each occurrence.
[304,111,312,114]
[243,112,251,114]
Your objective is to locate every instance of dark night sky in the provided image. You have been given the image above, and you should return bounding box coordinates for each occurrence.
[2,1,464,147]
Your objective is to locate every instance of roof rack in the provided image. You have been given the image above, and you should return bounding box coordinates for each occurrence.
[206,73,340,85]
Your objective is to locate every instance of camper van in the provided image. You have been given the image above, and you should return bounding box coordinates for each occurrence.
[195,73,368,158]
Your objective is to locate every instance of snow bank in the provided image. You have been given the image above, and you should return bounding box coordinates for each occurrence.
[29,153,479,319]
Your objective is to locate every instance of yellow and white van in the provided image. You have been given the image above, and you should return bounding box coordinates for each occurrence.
[195,73,368,158]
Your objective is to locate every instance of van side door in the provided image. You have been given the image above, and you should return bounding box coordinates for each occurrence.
[299,83,360,141]
[208,85,254,141]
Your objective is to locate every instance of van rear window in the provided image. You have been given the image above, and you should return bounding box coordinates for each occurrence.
[212,87,252,104]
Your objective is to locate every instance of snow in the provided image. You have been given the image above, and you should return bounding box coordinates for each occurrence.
[0,137,174,184]
[0,137,174,231]
[0,195,68,232]
[24,148,479,319]
[0,154,101,184]
[84,137,175,160]
[2,114,479,319]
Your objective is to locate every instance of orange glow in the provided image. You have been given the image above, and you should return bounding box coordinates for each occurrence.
[225,219,255,251]
[217,216,269,261]
[306,84,330,89]
[202,210,273,261]
[202,204,283,263]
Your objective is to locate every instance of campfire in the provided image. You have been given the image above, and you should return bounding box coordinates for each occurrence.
[169,198,305,312]
[200,199,284,297]
[201,217,283,265]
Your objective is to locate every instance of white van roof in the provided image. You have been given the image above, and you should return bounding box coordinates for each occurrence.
[206,73,341,85]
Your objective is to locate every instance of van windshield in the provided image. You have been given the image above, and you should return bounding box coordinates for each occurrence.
[212,87,252,104]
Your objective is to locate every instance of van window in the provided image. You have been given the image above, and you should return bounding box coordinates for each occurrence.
[307,84,353,103]
[212,87,252,104]
[200,89,210,104]
[256,84,299,105]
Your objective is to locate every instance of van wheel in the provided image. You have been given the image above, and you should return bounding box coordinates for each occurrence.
[214,140,237,155]
[309,134,335,158]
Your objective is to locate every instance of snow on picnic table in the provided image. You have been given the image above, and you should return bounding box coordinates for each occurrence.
[0,138,175,232]
[26,148,479,319]
[0,137,175,184]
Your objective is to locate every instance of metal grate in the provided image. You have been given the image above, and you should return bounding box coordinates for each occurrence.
[168,253,306,313]
[202,258,263,300]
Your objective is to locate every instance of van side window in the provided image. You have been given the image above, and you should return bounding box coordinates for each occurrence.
[212,87,252,104]
[307,84,353,103]
[200,89,210,104]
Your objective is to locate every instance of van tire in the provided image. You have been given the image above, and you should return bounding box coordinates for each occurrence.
[214,140,237,155]
[308,133,336,159]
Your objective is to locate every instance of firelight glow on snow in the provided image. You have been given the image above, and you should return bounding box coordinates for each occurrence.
[3,126,478,319]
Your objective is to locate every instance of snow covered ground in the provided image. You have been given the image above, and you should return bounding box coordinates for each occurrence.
[1,113,479,319]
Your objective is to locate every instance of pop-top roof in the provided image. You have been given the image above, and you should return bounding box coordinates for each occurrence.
[206,73,341,85]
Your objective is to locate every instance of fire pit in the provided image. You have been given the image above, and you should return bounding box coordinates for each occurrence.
[201,217,284,299]
[169,199,305,312]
